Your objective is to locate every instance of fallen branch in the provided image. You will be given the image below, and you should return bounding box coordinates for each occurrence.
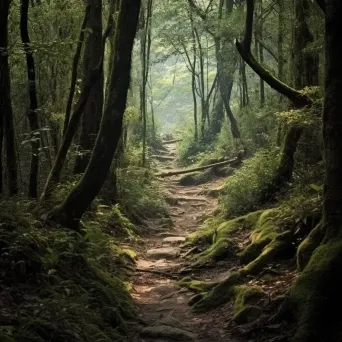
[162,139,182,144]
[156,157,241,178]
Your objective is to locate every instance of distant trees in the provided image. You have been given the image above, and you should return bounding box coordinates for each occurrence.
[0,0,18,196]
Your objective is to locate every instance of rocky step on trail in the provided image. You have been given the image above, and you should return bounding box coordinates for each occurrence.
[129,142,240,342]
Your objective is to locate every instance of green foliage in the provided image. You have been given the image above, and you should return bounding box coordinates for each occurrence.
[0,200,136,342]
[117,166,168,222]
[220,148,281,217]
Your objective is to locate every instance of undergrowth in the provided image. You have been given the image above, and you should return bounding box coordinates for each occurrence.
[0,200,137,342]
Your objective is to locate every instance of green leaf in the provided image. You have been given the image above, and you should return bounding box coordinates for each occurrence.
[309,183,322,192]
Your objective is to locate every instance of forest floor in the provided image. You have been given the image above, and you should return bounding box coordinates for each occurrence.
[130,142,243,342]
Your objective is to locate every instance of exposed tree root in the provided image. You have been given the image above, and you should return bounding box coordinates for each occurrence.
[191,230,294,312]
[296,220,325,271]
[289,239,342,342]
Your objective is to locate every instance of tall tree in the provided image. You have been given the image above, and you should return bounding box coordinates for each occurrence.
[20,0,41,198]
[140,0,153,166]
[290,1,342,341]
[74,0,104,174]
[236,0,312,197]
[40,6,113,201]
[47,0,141,230]
[0,0,19,196]
[293,0,319,89]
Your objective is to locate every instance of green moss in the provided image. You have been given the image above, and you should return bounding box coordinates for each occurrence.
[191,271,245,312]
[178,277,218,293]
[244,230,292,274]
[290,239,342,342]
[179,169,214,186]
[196,238,236,264]
[234,285,265,313]
[296,221,325,271]
[239,209,280,264]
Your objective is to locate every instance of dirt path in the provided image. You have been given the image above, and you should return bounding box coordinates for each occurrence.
[130,143,240,342]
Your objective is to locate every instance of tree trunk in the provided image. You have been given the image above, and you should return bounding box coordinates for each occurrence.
[74,0,104,174]
[39,12,113,202]
[63,5,90,136]
[47,0,141,230]
[237,0,313,198]
[293,0,319,89]
[290,2,342,341]
[189,10,198,140]
[20,0,40,198]
[141,0,153,166]
[0,0,18,196]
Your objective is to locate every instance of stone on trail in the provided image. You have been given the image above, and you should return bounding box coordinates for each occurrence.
[162,236,186,245]
[140,325,197,340]
[146,247,180,259]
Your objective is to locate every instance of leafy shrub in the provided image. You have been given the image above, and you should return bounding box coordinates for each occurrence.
[219,148,281,217]
[116,166,168,222]
[0,200,136,342]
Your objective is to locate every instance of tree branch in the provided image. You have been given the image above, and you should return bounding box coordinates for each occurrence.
[315,0,325,13]
[236,0,312,108]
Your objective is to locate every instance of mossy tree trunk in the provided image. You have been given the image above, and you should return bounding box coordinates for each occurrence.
[48,0,141,230]
[0,0,18,196]
[290,2,342,340]
[20,0,41,198]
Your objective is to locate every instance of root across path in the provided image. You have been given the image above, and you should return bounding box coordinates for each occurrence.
[129,143,241,342]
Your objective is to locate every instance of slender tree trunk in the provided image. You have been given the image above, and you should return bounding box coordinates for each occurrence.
[39,12,113,202]
[293,0,319,89]
[20,0,40,198]
[63,5,90,136]
[0,0,18,196]
[277,0,285,81]
[189,10,198,140]
[47,0,141,230]
[141,0,153,166]
[74,0,104,174]
[194,28,206,139]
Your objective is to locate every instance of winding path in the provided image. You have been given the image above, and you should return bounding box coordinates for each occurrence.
[131,142,239,342]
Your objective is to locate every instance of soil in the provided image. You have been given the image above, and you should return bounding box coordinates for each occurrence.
[129,143,295,342]
[129,143,241,342]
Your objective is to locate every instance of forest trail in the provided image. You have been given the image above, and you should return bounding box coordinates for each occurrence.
[131,142,239,342]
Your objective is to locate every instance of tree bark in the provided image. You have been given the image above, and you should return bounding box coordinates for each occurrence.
[293,0,319,89]
[237,0,313,198]
[0,0,19,196]
[47,0,141,230]
[63,5,90,137]
[290,2,342,341]
[20,0,40,198]
[39,11,113,202]
[74,0,104,174]
[236,0,312,108]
